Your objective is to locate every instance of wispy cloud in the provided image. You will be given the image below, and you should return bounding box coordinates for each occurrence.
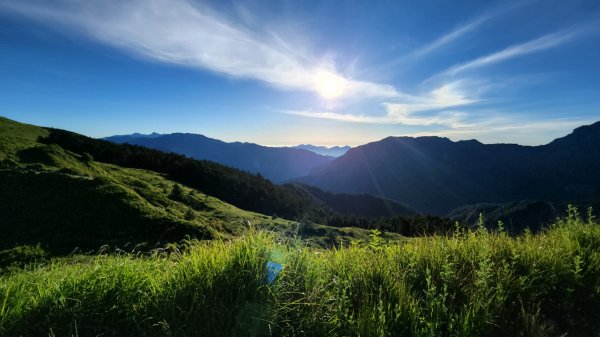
[371,16,492,75]
[287,109,470,128]
[286,81,479,127]
[385,81,477,114]
[441,23,598,77]
[411,16,491,58]
[400,117,598,145]
[287,113,597,145]
[0,0,397,98]
[375,3,524,73]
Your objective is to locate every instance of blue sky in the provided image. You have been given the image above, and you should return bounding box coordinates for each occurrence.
[0,0,599,146]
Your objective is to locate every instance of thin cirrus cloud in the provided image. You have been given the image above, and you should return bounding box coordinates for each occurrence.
[371,13,495,75]
[375,2,524,73]
[409,4,520,59]
[440,22,598,77]
[287,109,471,128]
[411,15,491,58]
[0,0,397,99]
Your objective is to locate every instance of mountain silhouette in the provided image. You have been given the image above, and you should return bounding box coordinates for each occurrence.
[105,133,334,183]
[292,144,351,157]
[296,121,600,215]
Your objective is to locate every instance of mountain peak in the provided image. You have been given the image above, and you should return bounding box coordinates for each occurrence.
[571,120,600,135]
[457,139,483,145]
[108,132,162,139]
[293,144,351,157]
[547,120,600,147]
[383,135,451,142]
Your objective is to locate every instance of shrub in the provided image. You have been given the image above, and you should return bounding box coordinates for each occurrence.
[0,245,47,273]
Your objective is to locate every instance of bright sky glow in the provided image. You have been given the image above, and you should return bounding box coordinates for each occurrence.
[0,0,599,146]
[314,70,347,99]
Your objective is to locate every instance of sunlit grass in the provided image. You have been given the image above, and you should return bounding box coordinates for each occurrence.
[1,211,599,336]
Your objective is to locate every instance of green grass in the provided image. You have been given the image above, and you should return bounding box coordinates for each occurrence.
[1,212,598,337]
[0,116,48,163]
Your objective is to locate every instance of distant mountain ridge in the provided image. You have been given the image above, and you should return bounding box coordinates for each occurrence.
[104,133,334,183]
[292,144,351,157]
[109,132,162,139]
[296,121,600,215]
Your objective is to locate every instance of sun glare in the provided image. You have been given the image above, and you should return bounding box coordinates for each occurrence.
[314,70,346,99]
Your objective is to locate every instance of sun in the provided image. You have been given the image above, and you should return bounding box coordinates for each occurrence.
[313,70,346,99]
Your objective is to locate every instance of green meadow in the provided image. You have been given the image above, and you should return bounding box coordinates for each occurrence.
[2,210,599,337]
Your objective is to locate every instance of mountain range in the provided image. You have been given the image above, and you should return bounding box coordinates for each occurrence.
[297,121,600,215]
[104,133,334,183]
[106,122,600,218]
[292,144,351,157]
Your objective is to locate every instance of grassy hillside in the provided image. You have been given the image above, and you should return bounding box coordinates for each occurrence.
[0,117,297,254]
[0,116,48,163]
[1,213,598,336]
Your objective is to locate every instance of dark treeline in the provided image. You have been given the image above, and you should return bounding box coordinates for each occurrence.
[41,128,331,221]
[296,183,417,217]
[325,214,453,236]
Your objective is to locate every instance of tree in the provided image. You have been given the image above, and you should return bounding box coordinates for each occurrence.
[170,184,185,201]
[81,152,93,163]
